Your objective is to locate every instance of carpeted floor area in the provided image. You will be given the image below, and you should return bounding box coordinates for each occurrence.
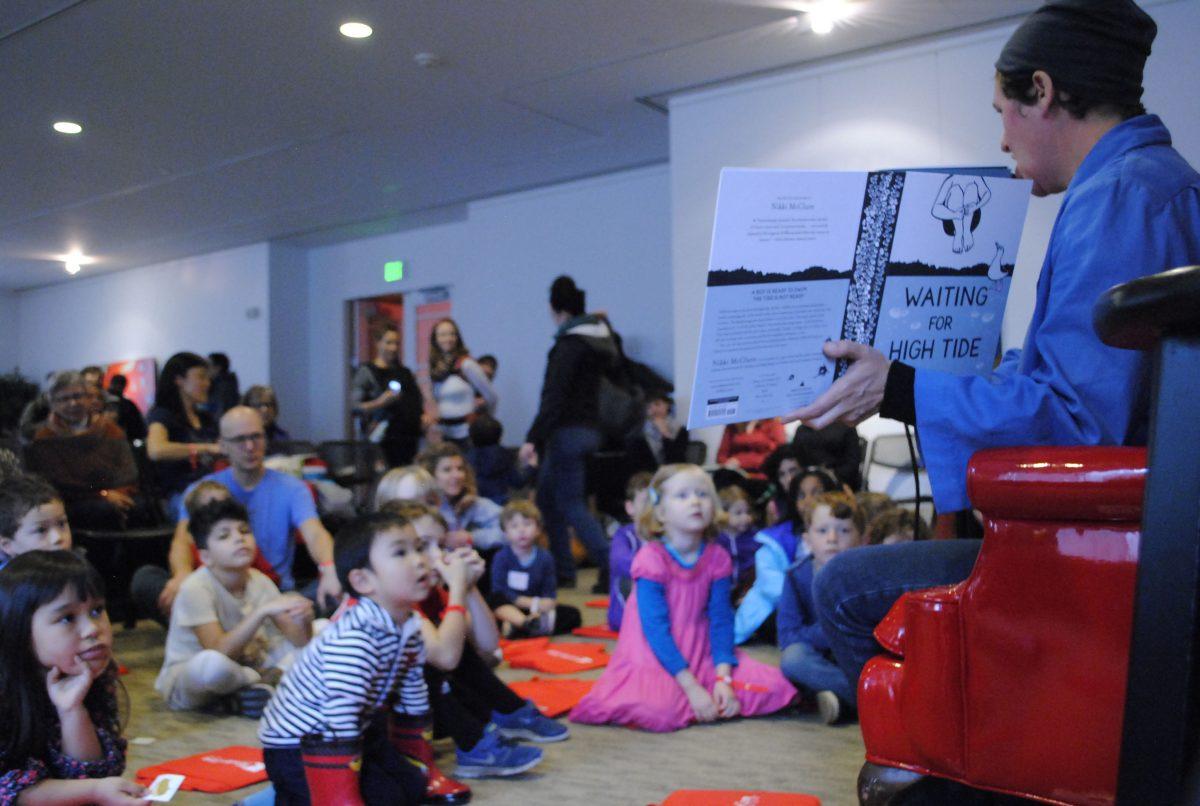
[117,567,866,805]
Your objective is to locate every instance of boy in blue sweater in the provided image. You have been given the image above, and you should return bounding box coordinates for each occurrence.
[778,491,864,724]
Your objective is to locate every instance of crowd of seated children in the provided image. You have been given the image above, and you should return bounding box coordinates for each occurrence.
[716,485,758,602]
[466,413,532,505]
[777,492,866,725]
[489,499,582,637]
[608,472,652,632]
[155,498,312,718]
[258,511,474,804]
[571,463,796,732]
[0,472,73,572]
[733,467,840,644]
[0,550,147,804]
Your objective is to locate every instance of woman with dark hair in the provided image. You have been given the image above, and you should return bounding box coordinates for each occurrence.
[519,275,614,589]
[146,352,220,510]
[428,318,496,447]
[350,323,425,467]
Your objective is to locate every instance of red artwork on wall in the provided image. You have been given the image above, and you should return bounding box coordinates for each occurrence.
[103,358,157,414]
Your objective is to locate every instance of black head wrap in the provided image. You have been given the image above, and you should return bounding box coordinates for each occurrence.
[995,0,1156,108]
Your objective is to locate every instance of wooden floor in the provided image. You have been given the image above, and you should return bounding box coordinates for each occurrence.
[118,567,866,805]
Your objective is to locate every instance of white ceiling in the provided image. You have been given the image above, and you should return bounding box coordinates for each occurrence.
[1,0,1040,291]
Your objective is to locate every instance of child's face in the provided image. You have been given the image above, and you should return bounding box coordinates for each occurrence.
[434,457,467,499]
[777,459,801,493]
[646,398,670,419]
[410,515,447,573]
[656,470,715,536]
[199,518,257,571]
[356,525,433,607]
[725,499,754,533]
[797,474,827,506]
[624,488,649,521]
[803,505,861,568]
[32,584,112,676]
[1,501,72,557]
[503,513,540,553]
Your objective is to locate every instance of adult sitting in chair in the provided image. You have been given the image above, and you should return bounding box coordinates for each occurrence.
[30,370,138,531]
[134,406,342,621]
[784,0,1200,782]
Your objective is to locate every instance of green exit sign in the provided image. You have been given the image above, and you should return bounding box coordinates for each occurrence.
[384,260,405,282]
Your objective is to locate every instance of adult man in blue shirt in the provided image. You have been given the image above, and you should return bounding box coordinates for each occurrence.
[137,407,342,621]
[789,0,1200,693]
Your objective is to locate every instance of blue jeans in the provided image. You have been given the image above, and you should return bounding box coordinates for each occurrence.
[536,426,609,582]
[780,642,858,707]
[813,540,982,695]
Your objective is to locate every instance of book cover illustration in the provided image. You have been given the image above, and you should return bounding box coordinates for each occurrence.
[689,168,1031,428]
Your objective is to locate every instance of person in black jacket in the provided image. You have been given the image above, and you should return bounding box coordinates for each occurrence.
[790,423,863,492]
[350,323,425,467]
[519,276,613,589]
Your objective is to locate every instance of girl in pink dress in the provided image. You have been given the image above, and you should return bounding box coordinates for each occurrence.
[570,464,796,732]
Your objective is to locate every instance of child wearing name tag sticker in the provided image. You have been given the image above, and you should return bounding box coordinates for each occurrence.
[489,501,581,637]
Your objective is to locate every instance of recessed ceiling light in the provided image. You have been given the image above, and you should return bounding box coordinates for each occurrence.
[64,261,81,275]
[808,0,852,35]
[58,249,93,275]
[53,121,83,134]
[339,21,372,39]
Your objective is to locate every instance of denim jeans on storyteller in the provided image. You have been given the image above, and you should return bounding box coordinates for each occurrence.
[536,425,609,582]
[812,540,982,692]
[780,642,858,707]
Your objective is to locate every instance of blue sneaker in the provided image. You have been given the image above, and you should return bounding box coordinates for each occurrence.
[454,725,543,779]
[491,701,570,743]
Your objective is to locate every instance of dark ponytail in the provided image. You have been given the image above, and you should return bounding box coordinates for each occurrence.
[549,275,586,317]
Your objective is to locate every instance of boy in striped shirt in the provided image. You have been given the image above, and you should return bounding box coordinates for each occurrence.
[259,511,470,805]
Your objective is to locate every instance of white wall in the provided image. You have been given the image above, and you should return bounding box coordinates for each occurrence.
[0,292,17,372]
[268,243,311,433]
[669,0,1200,450]
[303,164,672,442]
[16,243,271,388]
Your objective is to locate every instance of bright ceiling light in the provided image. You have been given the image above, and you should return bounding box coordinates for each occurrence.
[53,121,83,134]
[339,21,373,39]
[64,261,81,275]
[808,1,851,35]
[58,249,93,275]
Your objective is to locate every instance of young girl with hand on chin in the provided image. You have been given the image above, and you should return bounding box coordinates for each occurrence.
[0,551,148,805]
[570,464,795,732]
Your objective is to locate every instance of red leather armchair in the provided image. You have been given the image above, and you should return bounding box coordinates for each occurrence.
[857,446,1146,806]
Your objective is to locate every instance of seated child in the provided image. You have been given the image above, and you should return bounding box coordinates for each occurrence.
[373,466,439,510]
[608,472,652,631]
[419,444,503,556]
[778,492,865,724]
[0,472,72,571]
[734,469,840,644]
[865,507,927,545]
[384,501,553,784]
[490,500,582,637]
[570,464,796,732]
[0,550,147,803]
[467,415,532,505]
[716,485,759,601]
[155,499,313,717]
[258,511,476,805]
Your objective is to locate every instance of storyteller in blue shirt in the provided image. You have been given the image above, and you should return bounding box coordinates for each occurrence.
[789,0,1200,687]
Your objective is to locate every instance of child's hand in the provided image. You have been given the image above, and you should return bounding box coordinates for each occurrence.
[46,663,96,714]
[460,549,486,585]
[91,776,149,805]
[262,593,313,620]
[439,551,470,592]
[712,679,741,719]
[684,681,718,722]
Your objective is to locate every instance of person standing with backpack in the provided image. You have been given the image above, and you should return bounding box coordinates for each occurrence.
[520,276,614,591]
